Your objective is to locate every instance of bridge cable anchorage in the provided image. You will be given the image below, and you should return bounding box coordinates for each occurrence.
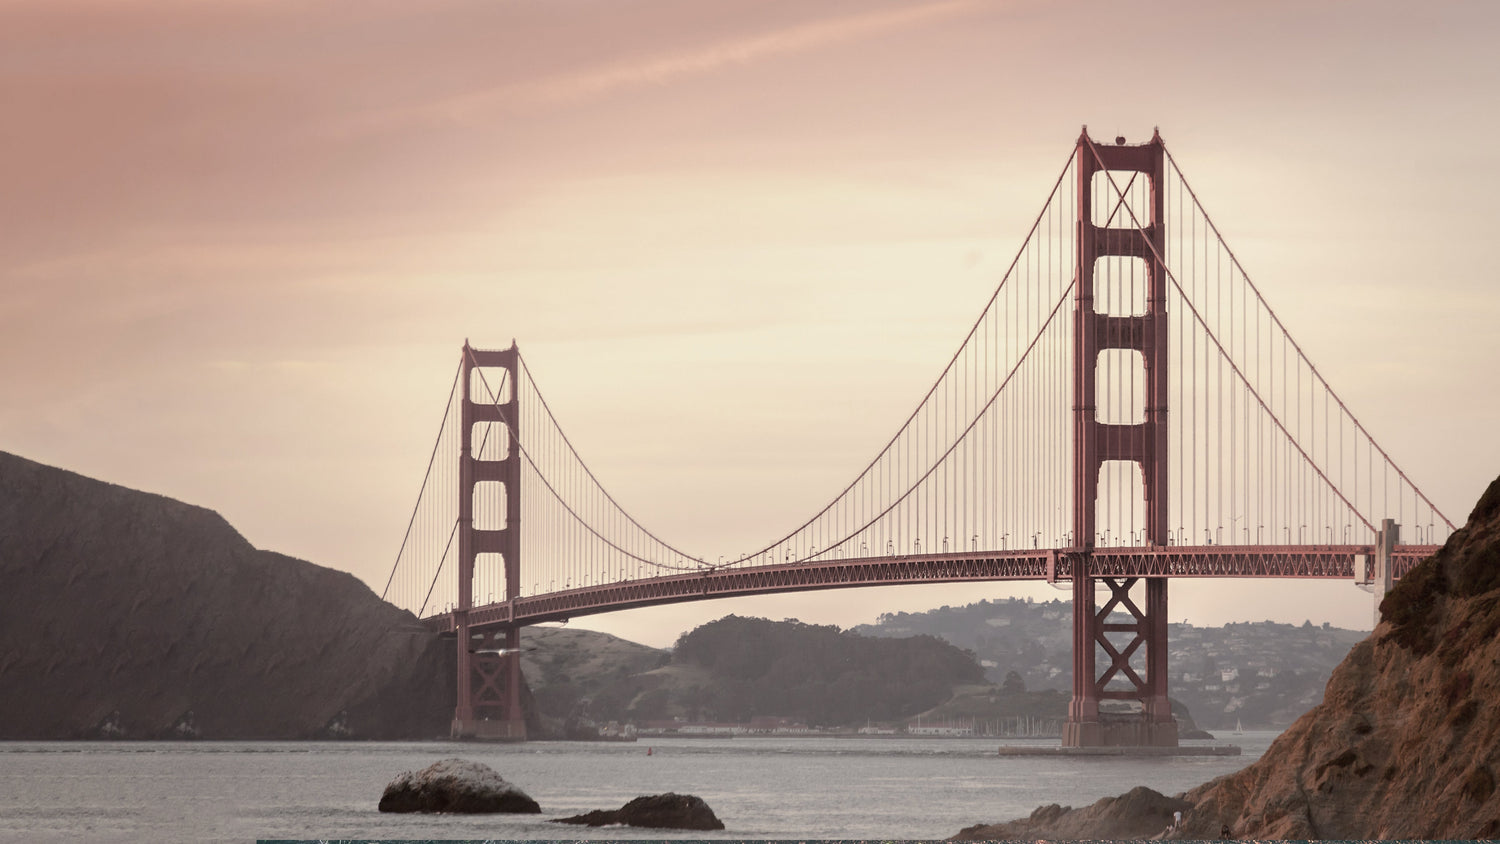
[1159,143,1454,532]
[739,145,1080,567]
[1084,135,1447,540]
[467,351,710,576]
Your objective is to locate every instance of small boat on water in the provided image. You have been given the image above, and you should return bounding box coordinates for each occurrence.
[1234,718,1244,735]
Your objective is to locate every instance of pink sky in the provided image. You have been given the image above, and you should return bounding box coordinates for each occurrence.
[5,0,1498,647]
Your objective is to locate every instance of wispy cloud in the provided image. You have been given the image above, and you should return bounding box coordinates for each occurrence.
[425,0,990,120]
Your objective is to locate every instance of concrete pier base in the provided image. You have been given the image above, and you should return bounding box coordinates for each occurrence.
[451,717,527,741]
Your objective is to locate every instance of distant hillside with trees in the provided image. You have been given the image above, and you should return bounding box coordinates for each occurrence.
[667,615,986,725]
[550,615,985,728]
[851,597,1366,729]
[524,614,1211,736]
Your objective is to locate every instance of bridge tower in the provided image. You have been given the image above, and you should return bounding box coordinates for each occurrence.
[1065,128,1177,747]
[452,341,527,740]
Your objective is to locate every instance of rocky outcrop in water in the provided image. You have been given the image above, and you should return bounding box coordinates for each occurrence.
[377,758,540,814]
[950,472,1500,840]
[554,793,725,830]
[0,451,453,739]
[952,786,1189,841]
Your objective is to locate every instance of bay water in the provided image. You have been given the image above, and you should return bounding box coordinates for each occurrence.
[0,732,1281,842]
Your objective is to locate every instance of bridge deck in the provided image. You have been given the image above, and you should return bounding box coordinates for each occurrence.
[427,543,1438,632]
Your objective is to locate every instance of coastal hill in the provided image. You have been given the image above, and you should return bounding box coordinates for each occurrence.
[0,451,454,739]
[518,625,665,736]
[535,615,988,728]
[855,597,1366,730]
[667,615,985,725]
[0,450,994,739]
[953,471,1500,840]
[534,614,1213,736]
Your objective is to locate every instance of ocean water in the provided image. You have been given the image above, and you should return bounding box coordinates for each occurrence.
[0,732,1281,842]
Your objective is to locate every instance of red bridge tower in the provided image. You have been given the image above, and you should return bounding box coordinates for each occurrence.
[1065,128,1177,747]
[452,342,527,740]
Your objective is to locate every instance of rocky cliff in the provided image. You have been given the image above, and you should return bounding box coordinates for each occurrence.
[953,473,1500,840]
[0,451,454,739]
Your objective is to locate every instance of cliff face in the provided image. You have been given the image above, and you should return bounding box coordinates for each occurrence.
[1174,475,1500,839]
[952,473,1500,841]
[0,451,454,739]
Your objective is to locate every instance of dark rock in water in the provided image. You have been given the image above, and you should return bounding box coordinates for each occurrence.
[378,758,540,814]
[554,792,724,830]
[951,785,1189,840]
[616,793,724,830]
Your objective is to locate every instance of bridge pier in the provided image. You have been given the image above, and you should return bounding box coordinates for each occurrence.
[1063,572,1177,747]
[1065,570,1100,745]
[452,625,526,741]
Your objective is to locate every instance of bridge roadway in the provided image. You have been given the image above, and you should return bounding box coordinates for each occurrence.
[429,543,1439,632]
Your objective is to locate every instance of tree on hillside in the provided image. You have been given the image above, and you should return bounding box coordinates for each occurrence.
[668,616,984,726]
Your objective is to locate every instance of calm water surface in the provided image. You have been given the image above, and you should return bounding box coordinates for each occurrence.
[0,732,1282,842]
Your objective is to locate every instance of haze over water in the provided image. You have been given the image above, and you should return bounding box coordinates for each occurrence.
[2,733,1278,842]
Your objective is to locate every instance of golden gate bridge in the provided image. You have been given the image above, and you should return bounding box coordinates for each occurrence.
[381,128,1452,744]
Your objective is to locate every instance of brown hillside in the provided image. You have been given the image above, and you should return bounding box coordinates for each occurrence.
[0,451,454,739]
[953,472,1500,840]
